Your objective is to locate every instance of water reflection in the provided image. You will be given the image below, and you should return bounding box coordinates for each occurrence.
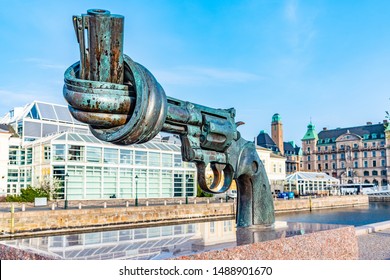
[1,220,343,260]
[276,202,390,226]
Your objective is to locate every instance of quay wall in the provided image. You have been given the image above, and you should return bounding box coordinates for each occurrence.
[368,196,390,202]
[274,195,368,213]
[0,202,234,236]
[0,196,369,236]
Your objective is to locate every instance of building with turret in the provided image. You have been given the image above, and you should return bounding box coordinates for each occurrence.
[301,121,389,186]
[256,114,302,175]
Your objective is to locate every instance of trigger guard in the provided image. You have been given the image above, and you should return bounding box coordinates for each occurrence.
[197,162,234,195]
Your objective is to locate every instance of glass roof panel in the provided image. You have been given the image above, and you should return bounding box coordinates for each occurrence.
[69,133,83,142]
[37,103,57,120]
[54,105,73,123]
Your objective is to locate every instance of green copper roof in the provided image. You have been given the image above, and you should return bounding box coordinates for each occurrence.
[302,122,318,141]
[272,113,281,123]
[385,123,390,132]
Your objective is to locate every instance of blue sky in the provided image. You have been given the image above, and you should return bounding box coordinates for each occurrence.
[0,0,389,144]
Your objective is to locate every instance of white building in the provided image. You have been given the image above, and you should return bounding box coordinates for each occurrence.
[285,171,340,195]
[256,146,286,194]
[0,101,197,200]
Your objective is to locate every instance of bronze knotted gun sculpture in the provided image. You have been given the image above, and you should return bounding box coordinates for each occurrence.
[64,9,275,228]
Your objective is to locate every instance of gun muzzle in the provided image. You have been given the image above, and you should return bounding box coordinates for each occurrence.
[64,10,167,145]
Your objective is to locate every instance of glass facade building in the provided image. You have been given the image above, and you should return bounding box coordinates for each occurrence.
[1,101,197,199]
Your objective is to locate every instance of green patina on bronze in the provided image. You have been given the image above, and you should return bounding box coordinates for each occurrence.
[63,9,275,228]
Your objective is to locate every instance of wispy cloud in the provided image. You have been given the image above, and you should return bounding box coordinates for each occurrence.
[154,66,264,86]
[23,57,66,70]
[284,0,298,23]
[282,0,319,52]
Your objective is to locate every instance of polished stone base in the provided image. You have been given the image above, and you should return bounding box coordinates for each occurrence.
[174,222,359,260]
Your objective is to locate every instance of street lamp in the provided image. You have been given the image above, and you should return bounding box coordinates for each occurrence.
[64,173,69,209]
[135,175,138,207]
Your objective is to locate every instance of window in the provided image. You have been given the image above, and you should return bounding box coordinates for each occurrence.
[308,156,311,161]
[162,153,173,167]
[372,170,378,176]
[373,160,377,167]
[68,145,84,161]
[340,154,345,160]
[308,164,311,170]
[364,143,368,148]
[364,151,368,158]
[120,149,133,164]
[325,163,329,169]
[341,162,345,168]
[104,148,118,164]
[364,161,368,168]
[332,163,336,169]
[354,161,358,168]
[372,151,376,157]
[26,148,32,164]
[382,159,386,166]
[149,152,160,167]
[373,142,376,147]
[9,146,19,165]
[325,155,328,160]
[372,133,377,139]
[381,170,387,176]
[318,147,321,152]
[87,147,102,163]
[53,144,66,161]
[174,154,182,167]
[364,171,369,176]
[318,164,321,171]
[317,155,321,161]
[353,143,359,149]
[44,146,51,161]
[381,151,385,157]
[354,152,358,159]
[332,154,336,160]
[134,150,147,165]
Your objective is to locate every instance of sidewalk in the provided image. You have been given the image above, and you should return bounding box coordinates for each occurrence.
[356,221,390,260]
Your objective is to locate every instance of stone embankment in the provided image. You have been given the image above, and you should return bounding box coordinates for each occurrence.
[0,195,369,237]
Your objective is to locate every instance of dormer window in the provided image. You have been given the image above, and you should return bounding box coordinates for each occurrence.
[363,134,369,140]
[372,133,377,139]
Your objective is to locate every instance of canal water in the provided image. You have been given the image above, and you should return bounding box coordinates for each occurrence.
[2,202,390,260]
[275,201,390,226]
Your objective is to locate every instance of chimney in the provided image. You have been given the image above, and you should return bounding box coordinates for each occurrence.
[366,122,372,125]
[323,127,327,131]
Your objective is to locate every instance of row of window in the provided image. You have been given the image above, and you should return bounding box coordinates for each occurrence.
[307,160,387,171]
[309,141,386,153]
[316,133,385,145]
[52,144,186,168]
[307,151,386,161]
[52,165,196,200]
